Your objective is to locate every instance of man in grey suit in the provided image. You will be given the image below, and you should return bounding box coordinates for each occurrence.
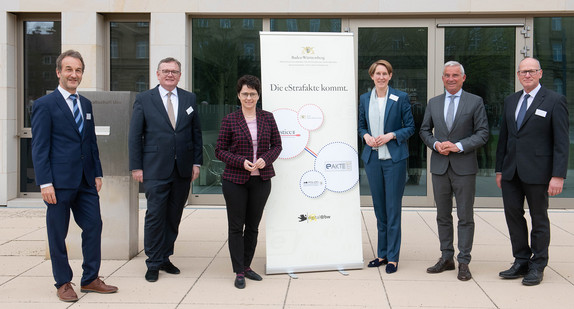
[420,61,489,281]
[496,57,569,286]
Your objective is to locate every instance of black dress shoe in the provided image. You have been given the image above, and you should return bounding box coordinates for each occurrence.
[426,258,455,273]
[234,275,246,289]
[499,262,528,279]
[368,258,388,268]
[145,269,159,282]
[457,263,472,281]
[522,268,544,286]
[160,261,181,274]
[244,269,263,281]
[385,263,398,274]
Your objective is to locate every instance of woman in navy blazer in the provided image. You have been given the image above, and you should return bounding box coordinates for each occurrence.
[215,75,282,289]
[358,60,415,273]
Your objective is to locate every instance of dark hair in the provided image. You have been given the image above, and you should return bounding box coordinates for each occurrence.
[157,57,182,71]
[56,50,85,72]
[236,75,261,96]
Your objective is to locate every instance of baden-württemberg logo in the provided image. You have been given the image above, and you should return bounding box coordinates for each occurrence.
[302,46,315,54]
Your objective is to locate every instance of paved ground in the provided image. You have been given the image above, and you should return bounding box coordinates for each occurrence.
[1,205,573,308]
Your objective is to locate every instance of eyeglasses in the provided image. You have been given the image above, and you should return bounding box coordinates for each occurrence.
[239,92,259,99]
[517,69,540,76]
[160,70,181,75]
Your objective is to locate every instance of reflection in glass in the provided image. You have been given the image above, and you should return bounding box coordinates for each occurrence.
[110,22,150,194]
[358,27,428,196]
[192,18,263,194]
[271,18,341,32]
[534,17,574,197]
[23,21,61,128]
[22,21,61,192]
[110,22,149,92]
[445,27,515,197]
[20,139,39,192]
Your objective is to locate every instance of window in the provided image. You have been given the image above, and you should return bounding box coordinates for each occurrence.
[220,19,231,29]
[110,38,119,59]
[21,19,61,192]
[23,21,61,128]
[109,22,149,92]
[136,75,148,93]
[271,18,341,32]
[534,17,574,197]
[554,78,564,94]
[552,43,563,62]
[192,18,263,194]
[136,40,148,59]
[551,17,562,31]
[42,55,52,65]
[243,42,255,60]
[243,19,254,29]
[310,19,320,32]
[358,27,428,196]
[287,19,298,31]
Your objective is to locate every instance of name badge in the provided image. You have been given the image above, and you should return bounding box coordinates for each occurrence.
[389,94,399,102]
[535,109,547,117]
[86,113,92,120]
[186,106,194,115]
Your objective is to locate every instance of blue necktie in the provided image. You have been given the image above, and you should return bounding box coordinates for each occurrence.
[516,94,530,130]
[70,94,84,133]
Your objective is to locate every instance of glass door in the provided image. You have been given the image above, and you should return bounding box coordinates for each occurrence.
[350,19,436,207]
[435,18,529,207]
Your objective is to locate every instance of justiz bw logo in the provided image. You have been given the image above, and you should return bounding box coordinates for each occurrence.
[298,213,331,223]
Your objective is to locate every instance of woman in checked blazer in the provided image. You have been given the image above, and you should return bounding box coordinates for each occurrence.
[215,75,282,289]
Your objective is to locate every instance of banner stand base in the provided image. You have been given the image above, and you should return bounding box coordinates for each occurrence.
[338,269,350,276]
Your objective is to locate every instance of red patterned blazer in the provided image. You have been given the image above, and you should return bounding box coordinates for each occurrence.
[215,108,282,184]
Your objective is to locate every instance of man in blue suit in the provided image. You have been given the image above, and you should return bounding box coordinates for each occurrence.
[129,57,203,282]
[420,61,489,281]
[31,50,118,302]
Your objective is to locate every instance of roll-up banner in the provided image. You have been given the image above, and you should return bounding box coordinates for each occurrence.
[260,32,363,274]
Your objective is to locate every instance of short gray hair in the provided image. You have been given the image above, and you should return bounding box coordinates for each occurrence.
[444,61,465,75]
[157,57,182,71]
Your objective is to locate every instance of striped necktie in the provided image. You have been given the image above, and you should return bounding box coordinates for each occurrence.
[70,94,83,133]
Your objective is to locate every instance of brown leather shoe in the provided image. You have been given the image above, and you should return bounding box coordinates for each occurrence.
[57,282,78,302]
[457,263,472,281]
[80,277,118,294]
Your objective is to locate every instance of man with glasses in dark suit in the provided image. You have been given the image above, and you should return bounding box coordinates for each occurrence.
[496,57,569,286]
[129,57,203,282]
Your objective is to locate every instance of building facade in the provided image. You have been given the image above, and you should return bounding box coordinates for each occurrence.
[1,1,573,207]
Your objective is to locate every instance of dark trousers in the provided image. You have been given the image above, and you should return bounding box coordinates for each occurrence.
[432,166,476,264]
[363,151,406,262]
[46,174,102,288]
[222,177,271,274]
[143,163,191,269]
[501,171,550,270]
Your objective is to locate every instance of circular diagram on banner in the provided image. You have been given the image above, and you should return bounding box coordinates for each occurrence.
[273,108,310,159]
[314,142,359,193]
[298,104,324,131]
[299,170,327,198]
